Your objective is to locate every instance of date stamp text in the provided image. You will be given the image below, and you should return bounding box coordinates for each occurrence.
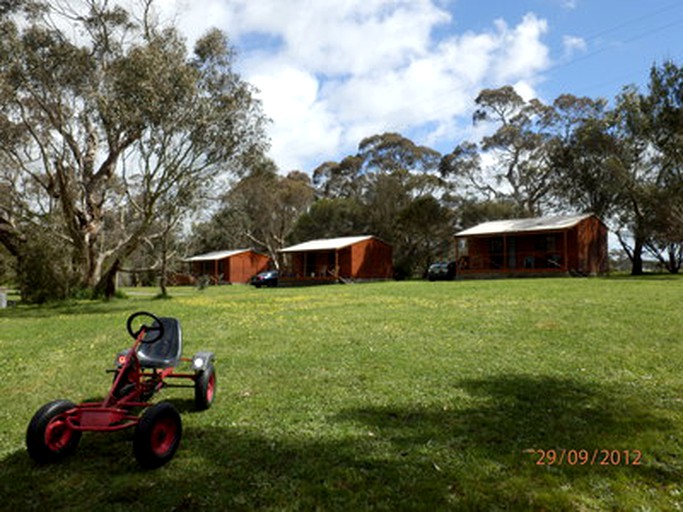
[527,449,642,466]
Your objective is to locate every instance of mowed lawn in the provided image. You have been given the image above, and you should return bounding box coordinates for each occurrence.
[0,277,682,510]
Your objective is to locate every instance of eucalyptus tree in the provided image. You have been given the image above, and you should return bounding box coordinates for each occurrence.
[231,168,315,266]
[288,197,367,243]
[312,155,366,199]
[0,0,267,299]
[193,161,315,268]
[640,61,683,272]
[310,132,451,277]
[546,89,658,275]
[548,67,683,275]
[546,94,623,219]
[440,86,554,216]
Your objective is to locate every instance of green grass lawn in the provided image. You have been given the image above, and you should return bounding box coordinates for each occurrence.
[1,277,682,510]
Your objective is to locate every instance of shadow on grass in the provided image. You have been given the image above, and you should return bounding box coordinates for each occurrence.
[605,273,683,281]
[1,374,680,510]
[0,299,139,320]
[336,374,682,508]
[342,373,671,453]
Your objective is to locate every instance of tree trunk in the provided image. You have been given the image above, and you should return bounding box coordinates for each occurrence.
[158,235,168,298]
[666,244,681,274]
[84,236,104,290]
[94,259,120,299]
[630,237,644,275]
[0,219,25,257]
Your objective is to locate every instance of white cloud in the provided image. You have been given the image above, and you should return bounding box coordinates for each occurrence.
[135,1,553,171]
[247,62,343,171]
[217,0,451,77]
[156,0,234,43]
[492,14,549,82]
[562,35,587,58]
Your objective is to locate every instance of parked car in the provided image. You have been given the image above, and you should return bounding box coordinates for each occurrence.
[426,261,456,281]
[250,269,279,288]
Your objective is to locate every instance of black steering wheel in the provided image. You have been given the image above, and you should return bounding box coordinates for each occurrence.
[126,311,164,344]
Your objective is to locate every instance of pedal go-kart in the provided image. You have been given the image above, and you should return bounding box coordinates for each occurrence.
[26,311,216,469]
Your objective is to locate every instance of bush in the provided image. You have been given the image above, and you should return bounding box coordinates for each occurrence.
[16,231,81,303]
[196,275,211,290]
[0,247,16,287]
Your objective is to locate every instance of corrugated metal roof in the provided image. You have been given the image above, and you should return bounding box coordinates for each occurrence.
[184,249,250,262]
[455,214,594,237]
[280,235,374,253]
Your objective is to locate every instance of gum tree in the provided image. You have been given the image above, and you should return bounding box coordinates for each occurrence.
[440,86,554,216]
[0,0,267,299]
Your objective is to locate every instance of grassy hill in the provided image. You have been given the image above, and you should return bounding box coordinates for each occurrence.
[1,277,682,510]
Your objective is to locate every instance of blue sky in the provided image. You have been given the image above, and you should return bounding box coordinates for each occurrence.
[162,0,683,173]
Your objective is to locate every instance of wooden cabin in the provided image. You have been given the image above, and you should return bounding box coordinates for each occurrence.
[455,214,608,278]
[184,249,270,284]
[280,235,393,283]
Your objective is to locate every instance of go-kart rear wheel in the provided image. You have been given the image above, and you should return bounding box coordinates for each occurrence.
[26,400,81,464]
[194,364,216,410]
[133,401,182,469]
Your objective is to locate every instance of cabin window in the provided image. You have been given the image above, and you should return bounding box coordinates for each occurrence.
[489,237,504,269]
[546,235,556,252]
[534,235,557,252]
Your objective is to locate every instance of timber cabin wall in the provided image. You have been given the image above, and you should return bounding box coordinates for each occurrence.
[190,250,270,283]
[459,234,568,274]
[226,251,270,283]
[284,237,393,281]
[350,238,393,279]
[456,215,608,278]
[576,216,609,275]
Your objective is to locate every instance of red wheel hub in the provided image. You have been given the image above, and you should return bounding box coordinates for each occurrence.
[150,417,178,456]
[206,374,216,403]
[45,418,74,451]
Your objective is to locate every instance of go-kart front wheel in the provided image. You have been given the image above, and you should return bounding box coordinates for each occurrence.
[194,364,216,410]
[133,401,182,469]
[26,400,81,464]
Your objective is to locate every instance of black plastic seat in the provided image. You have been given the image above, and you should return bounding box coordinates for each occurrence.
[137,317,182,369]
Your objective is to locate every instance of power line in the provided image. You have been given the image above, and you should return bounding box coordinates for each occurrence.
[554,16,683,73]
[578,0,683,44]
[291,2,683,159]
[410,3,683,121]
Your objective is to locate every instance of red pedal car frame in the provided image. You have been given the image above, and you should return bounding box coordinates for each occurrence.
[26,311,216,469]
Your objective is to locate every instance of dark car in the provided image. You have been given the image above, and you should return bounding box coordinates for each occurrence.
[250,269,279,288]
[427,261,456,281]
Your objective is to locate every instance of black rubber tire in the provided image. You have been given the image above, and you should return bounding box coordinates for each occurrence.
[194,364,216,411]
[133,401,182,469]
[26,399,81,464]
